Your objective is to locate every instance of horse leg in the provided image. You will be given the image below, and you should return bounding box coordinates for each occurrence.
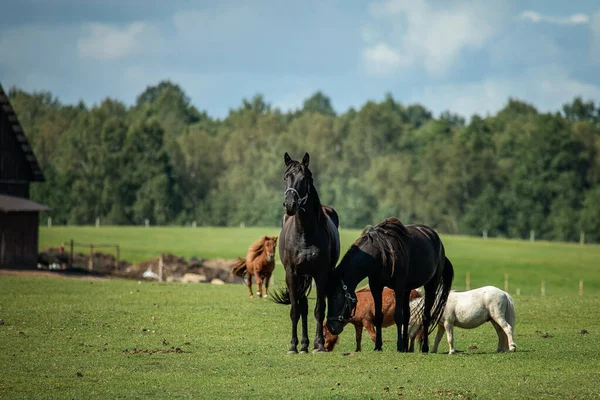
[354,323,364,352]
[490,320,507,352]
[445,321,456,354]
[422,280,438,353]
[402,290,411,351]
[493,316,516,352]
[286,273,300,354]
[369,283,384,351]
[263,273,271,298]
[432,324,445,353]
[490,302,517,352]
[312,276,327,353]
[247,273,254,298]
[254,274,263,298]
[393,288,406,352]
[299,294,310,353]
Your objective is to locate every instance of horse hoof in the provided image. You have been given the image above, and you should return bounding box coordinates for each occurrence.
[299,350,308,354]
[263,294,268,298]
[250,295,254,299]
[287,350,298,355]
[312,348,327,353]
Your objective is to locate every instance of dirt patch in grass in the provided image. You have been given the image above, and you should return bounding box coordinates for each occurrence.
[122,347,188,354]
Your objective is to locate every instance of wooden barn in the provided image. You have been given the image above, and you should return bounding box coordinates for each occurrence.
[0,83,51,268]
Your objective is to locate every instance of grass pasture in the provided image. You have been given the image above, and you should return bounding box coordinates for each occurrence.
[0,226,598,398]
[39,226,600,296]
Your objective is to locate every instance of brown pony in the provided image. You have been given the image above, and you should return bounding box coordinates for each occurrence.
[231,236,278,298]
[324,287,424,352]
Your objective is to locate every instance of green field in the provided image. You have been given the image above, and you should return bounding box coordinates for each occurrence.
[39,226,600,295]
[0,227,598,398]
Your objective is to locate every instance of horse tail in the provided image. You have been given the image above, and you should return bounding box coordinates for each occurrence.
[231,257,247,277]
[270,275,313,305]
[505,292,516,333]
[427,256,454,335]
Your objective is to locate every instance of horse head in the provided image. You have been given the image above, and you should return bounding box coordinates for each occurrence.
[264,236,278,262]
[322,320,339,351]
[282,152,312,216]
[326,270,357,336]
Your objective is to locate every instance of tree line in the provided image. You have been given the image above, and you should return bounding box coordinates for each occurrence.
[8,81,600,243]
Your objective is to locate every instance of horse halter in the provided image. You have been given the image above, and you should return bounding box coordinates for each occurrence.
[284,184,310,211]
[331,279,357,323]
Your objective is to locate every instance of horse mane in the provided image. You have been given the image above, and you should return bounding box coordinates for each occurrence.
[354,217,411,276]
[247,236,274,260]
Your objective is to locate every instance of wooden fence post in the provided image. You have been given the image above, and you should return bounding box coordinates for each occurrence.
[580,232,585,245]
[466,272,470,291]
[482,230,487,239]
[530,230,535,242]
[579,280,583,296]
[69,239,74,269]
[504,273,509,293]
[116,245,120,267]
[158,255,164,282]
[541,280,546,296]
[96,217,100,228]
[89,245,94,271]
[48,217,52,228]
[516,288,521,296]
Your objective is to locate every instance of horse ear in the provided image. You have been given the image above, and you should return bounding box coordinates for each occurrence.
[284,152,292,166]
[273,236,278,244]
[302,152,309,167]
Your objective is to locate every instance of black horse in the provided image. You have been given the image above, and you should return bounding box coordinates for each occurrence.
[272,152,340,353]
[326,217,454,353]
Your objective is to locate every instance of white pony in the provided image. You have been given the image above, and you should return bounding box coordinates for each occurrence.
[412,286,516,354]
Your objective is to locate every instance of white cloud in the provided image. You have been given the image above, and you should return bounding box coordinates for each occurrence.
[77,22,161,61]
[413,66,600,119]
[363,42,404,76]
[362,0,508,77]
[518,11,590,25]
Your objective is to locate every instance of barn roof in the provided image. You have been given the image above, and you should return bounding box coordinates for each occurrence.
[0,194,52,212]
[0,83,45,182]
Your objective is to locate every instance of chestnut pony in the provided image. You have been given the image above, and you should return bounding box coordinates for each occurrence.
[327,217,454,353]
[323,287,423,352]
[272,152,340,354]
[231,236,278,298]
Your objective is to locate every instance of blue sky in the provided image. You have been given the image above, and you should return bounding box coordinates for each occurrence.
[1,0,599,119]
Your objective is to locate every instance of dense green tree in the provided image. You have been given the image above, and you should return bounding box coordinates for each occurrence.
[7,85,600,243]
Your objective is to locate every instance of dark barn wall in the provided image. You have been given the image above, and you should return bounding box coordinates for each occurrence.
[0,211,39,268]
[1,102,34,190]
[0,183,29,198]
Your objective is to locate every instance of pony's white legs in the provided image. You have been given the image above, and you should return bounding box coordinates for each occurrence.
[431,324,445,353]
[494,318,516,352]
[444,321,456,354]
[490,320,508,352]
[489,299,516,352]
